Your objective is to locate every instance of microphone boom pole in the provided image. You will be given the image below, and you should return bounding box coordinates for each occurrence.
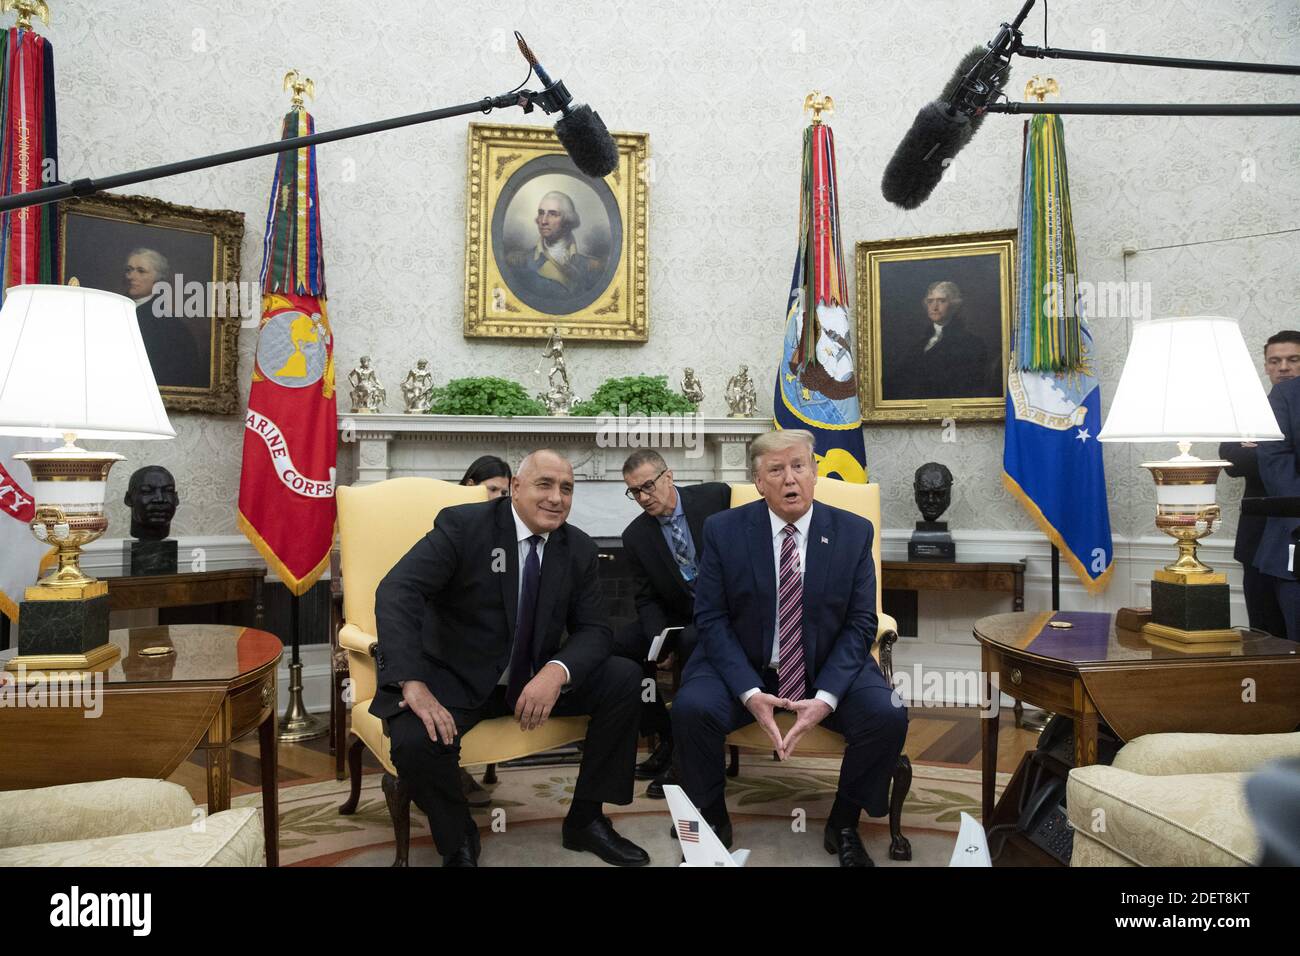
[0,89,540,214]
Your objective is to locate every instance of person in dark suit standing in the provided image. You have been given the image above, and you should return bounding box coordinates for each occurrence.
[1219,330,1300,636]
[1253,375,1300,642]
[888,280,990,401]
[372,449,649,866]
[670,429,908,866]
[615,449,731,797]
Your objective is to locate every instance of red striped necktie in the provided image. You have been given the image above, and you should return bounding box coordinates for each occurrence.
[777,524,807,701]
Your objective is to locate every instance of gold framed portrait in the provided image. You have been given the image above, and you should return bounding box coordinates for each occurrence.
[855,229,1016,424]
[463,122,648,341]
[60,194,245,414]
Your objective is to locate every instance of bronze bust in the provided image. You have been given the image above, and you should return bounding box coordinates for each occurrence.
[125,465,179,541]
[913,462,953,523]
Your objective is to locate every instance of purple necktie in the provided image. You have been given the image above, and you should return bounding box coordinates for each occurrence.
[506,535,542,710]
[776,524,807,701]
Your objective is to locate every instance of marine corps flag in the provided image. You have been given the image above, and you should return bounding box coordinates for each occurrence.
[1003,114,1113,592]
[773,108,867,481]
[0,10,59,619]
[237,95,337,596]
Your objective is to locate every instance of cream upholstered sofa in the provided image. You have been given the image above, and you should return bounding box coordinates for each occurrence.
[1066,731,1300,866]
[0,778,263,866]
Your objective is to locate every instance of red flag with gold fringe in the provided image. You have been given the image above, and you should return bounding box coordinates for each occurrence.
[236,101,336,596]
[0,13,60,620]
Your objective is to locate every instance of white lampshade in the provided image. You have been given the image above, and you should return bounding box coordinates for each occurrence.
[0,284,175,441]
[1098,315,1282,443]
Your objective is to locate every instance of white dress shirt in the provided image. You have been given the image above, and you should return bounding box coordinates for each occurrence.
[923,319,948,352]
[507,505,570,684]
[738,504,838,711]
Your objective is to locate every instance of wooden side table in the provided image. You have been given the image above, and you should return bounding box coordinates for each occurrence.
[0,624,283,867]
[106,567,266,627]
[974,610,1300,865]
[883,559,1026,612]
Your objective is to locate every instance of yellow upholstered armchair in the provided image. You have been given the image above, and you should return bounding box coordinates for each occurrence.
[724,478,912,860]
[336,477,588,866]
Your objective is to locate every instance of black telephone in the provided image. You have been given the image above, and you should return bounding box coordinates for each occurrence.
[1017,773,1073,864]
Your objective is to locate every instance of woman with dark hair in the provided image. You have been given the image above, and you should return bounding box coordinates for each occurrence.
[459,455,512,499]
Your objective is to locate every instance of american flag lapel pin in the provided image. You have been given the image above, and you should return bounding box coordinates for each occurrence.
[820,536,829,544]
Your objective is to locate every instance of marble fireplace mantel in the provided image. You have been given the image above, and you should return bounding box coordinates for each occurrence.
[336,413,770,540]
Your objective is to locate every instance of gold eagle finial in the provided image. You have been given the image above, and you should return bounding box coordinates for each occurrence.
[1,0,51,30]
[283,69,315,111]
[1024,76,1060,102]
[803,91,834,125]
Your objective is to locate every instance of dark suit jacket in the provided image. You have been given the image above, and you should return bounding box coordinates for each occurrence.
[892,319,990,400]
[1253,376,1300,580]
[369,496,611,719]
[1219,439,1267,564]
[686,499,877,701]
[621,482,731,647]
[136,298,207,389]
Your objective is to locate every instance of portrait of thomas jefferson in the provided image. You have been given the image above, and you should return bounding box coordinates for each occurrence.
[493,161,620,317]
[878,255,1005,404]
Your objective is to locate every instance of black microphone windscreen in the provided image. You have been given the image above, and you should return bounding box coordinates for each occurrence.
[555,105,619,178]
[880,100,972,210]
[941,45,1008,137]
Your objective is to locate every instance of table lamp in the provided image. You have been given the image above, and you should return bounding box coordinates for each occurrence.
[0,284,175,671]
[1098,315,1282,643]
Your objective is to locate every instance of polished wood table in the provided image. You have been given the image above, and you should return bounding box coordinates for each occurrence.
[883,559,1026,611]
[975,611,1300,835]
[105,567,266,625]
[0,624,282,866]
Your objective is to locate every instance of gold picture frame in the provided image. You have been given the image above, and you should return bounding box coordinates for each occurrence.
[60,194,245,414]
[463,122,648,341]
[855,229,1016,424]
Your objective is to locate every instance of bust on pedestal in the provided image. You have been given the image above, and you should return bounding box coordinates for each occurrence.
[908,462,956,562]
[122,465,180,575]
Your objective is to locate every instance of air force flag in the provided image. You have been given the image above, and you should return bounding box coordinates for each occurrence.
[1003,323,1113,592]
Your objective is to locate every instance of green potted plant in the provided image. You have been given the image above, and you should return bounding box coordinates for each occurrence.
[426,377,548,416]
[571,375,698,417]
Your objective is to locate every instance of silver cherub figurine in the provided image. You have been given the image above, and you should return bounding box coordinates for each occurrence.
[681,367,705,406]
[348,356,386,414]
[724,364,757,418]
[401,358,435,414]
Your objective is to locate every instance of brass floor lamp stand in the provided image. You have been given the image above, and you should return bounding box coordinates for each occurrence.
[279,592,328,742]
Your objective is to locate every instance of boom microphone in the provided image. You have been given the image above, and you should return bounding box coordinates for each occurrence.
[880,45,1012,209]
[516,33,619,178]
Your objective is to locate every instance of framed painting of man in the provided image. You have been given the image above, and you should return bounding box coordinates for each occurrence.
[60,194,245,414]
[855,229,1015,424]
[463,122,648,341]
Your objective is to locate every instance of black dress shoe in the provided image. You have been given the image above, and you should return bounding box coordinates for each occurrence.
[824,823,874,867]
[645,762,680,800]
[670,815,732,850]
[563,814,650,867]
[460,768,491,809]
[635,738,673,780]
[442,823,481,867]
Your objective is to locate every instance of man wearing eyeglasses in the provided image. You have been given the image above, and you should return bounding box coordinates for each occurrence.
[616,450,730,798]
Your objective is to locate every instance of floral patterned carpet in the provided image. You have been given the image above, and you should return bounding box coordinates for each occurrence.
[234,756,1007,867]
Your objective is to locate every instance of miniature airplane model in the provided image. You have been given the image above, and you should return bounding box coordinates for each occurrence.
[664,785,751,867]
[948,812,992,867]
